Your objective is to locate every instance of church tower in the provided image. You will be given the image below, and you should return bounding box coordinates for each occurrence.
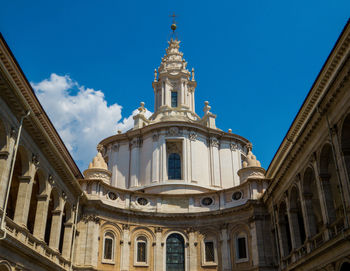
[151,38,199,122]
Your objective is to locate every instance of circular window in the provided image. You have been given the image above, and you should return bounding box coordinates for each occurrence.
[108,191,117,200]
[201,197,213,206]
[137,197,148,206]
[232,191,243,201]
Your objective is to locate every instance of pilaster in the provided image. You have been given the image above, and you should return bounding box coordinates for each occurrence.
[49,209,63,251]
[121,224,130,271]
[220,227,231,271]
[33,194,49,240]
[13,175,31,226]
[154,227,163,271]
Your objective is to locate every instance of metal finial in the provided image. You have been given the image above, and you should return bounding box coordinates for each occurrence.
[169,13,177,32]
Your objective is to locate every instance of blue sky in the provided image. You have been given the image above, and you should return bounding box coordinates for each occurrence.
[1,1,349,171]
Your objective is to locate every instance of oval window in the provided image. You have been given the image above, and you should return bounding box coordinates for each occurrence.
[137,197,148,206]
[232,191,243,201]
[108,191,117,200]
[201,197,213,206]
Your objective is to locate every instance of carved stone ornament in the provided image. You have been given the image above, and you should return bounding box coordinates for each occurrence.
[112,144,120,152]
[97,144,106,155]
[246,143,253,152]
[84,171,112,185]
[210,138,220,148]
[152,133,159,142]
[230,143,238,151]
[10,127,16,139]
[168,127,182,136]
[48,174,55,185]
[61,191,67,200]
[189,131,197,141]
[82,214,100,224]
[154,227,163,233]
[32,153,40,166]
[122,224,130,230]
[130,137,143,149]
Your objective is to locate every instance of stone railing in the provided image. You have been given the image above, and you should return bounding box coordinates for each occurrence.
[2,214,71,270]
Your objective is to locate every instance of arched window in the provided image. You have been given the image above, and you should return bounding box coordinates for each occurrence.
[135,236,148,264]
[235,232,248,262]
[166,233,185,271]
[103,231,115,262]
[168,153,181,180]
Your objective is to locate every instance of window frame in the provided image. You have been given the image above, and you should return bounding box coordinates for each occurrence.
[134,235,149,267]
[171,91,178,107]
[102,231,116,264]
[201,237,218,267]
[168,152,181,180]
[235,232,249,263]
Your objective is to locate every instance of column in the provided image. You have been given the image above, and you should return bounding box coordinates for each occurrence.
[49,209,63,250]
[62,222,74,259]
[154,228,163,271]
[318,173,336,223]
[287,207,302,249]
[220,227,231,271]
[13,175,32,226]
[120,224,130,271]
[300,193,317,238]
[0,135,15,209]
[210,138,221,187]
[33,194,49,240]
[277,215,289,257]
[188,230,197,271]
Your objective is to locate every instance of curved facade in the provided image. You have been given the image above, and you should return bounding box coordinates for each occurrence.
[1,21,350,271]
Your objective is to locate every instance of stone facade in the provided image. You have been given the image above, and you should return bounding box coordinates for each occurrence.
[0,20,350,271]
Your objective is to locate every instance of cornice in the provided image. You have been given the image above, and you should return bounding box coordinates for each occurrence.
[83,198,260,220]
[264,20,350,202]
[0,33,83,194]
[99,120,250,147]
[266,21,350,180]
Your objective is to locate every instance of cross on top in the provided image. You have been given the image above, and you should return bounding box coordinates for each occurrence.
[169,13,177,24]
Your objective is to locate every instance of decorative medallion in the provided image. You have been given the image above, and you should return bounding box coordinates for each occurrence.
[168,127,180,136]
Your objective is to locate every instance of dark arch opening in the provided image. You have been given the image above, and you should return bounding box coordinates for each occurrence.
[340,262,350,271]
[303,167,323,235]
[341,114,350,182]
[27,172,40,234]
[6,152,22,220]
[166,233,185,271]
[278,202,292,256]
[289,186,306,246]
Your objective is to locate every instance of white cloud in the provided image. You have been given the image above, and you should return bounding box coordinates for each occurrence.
[31,73,152,171]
